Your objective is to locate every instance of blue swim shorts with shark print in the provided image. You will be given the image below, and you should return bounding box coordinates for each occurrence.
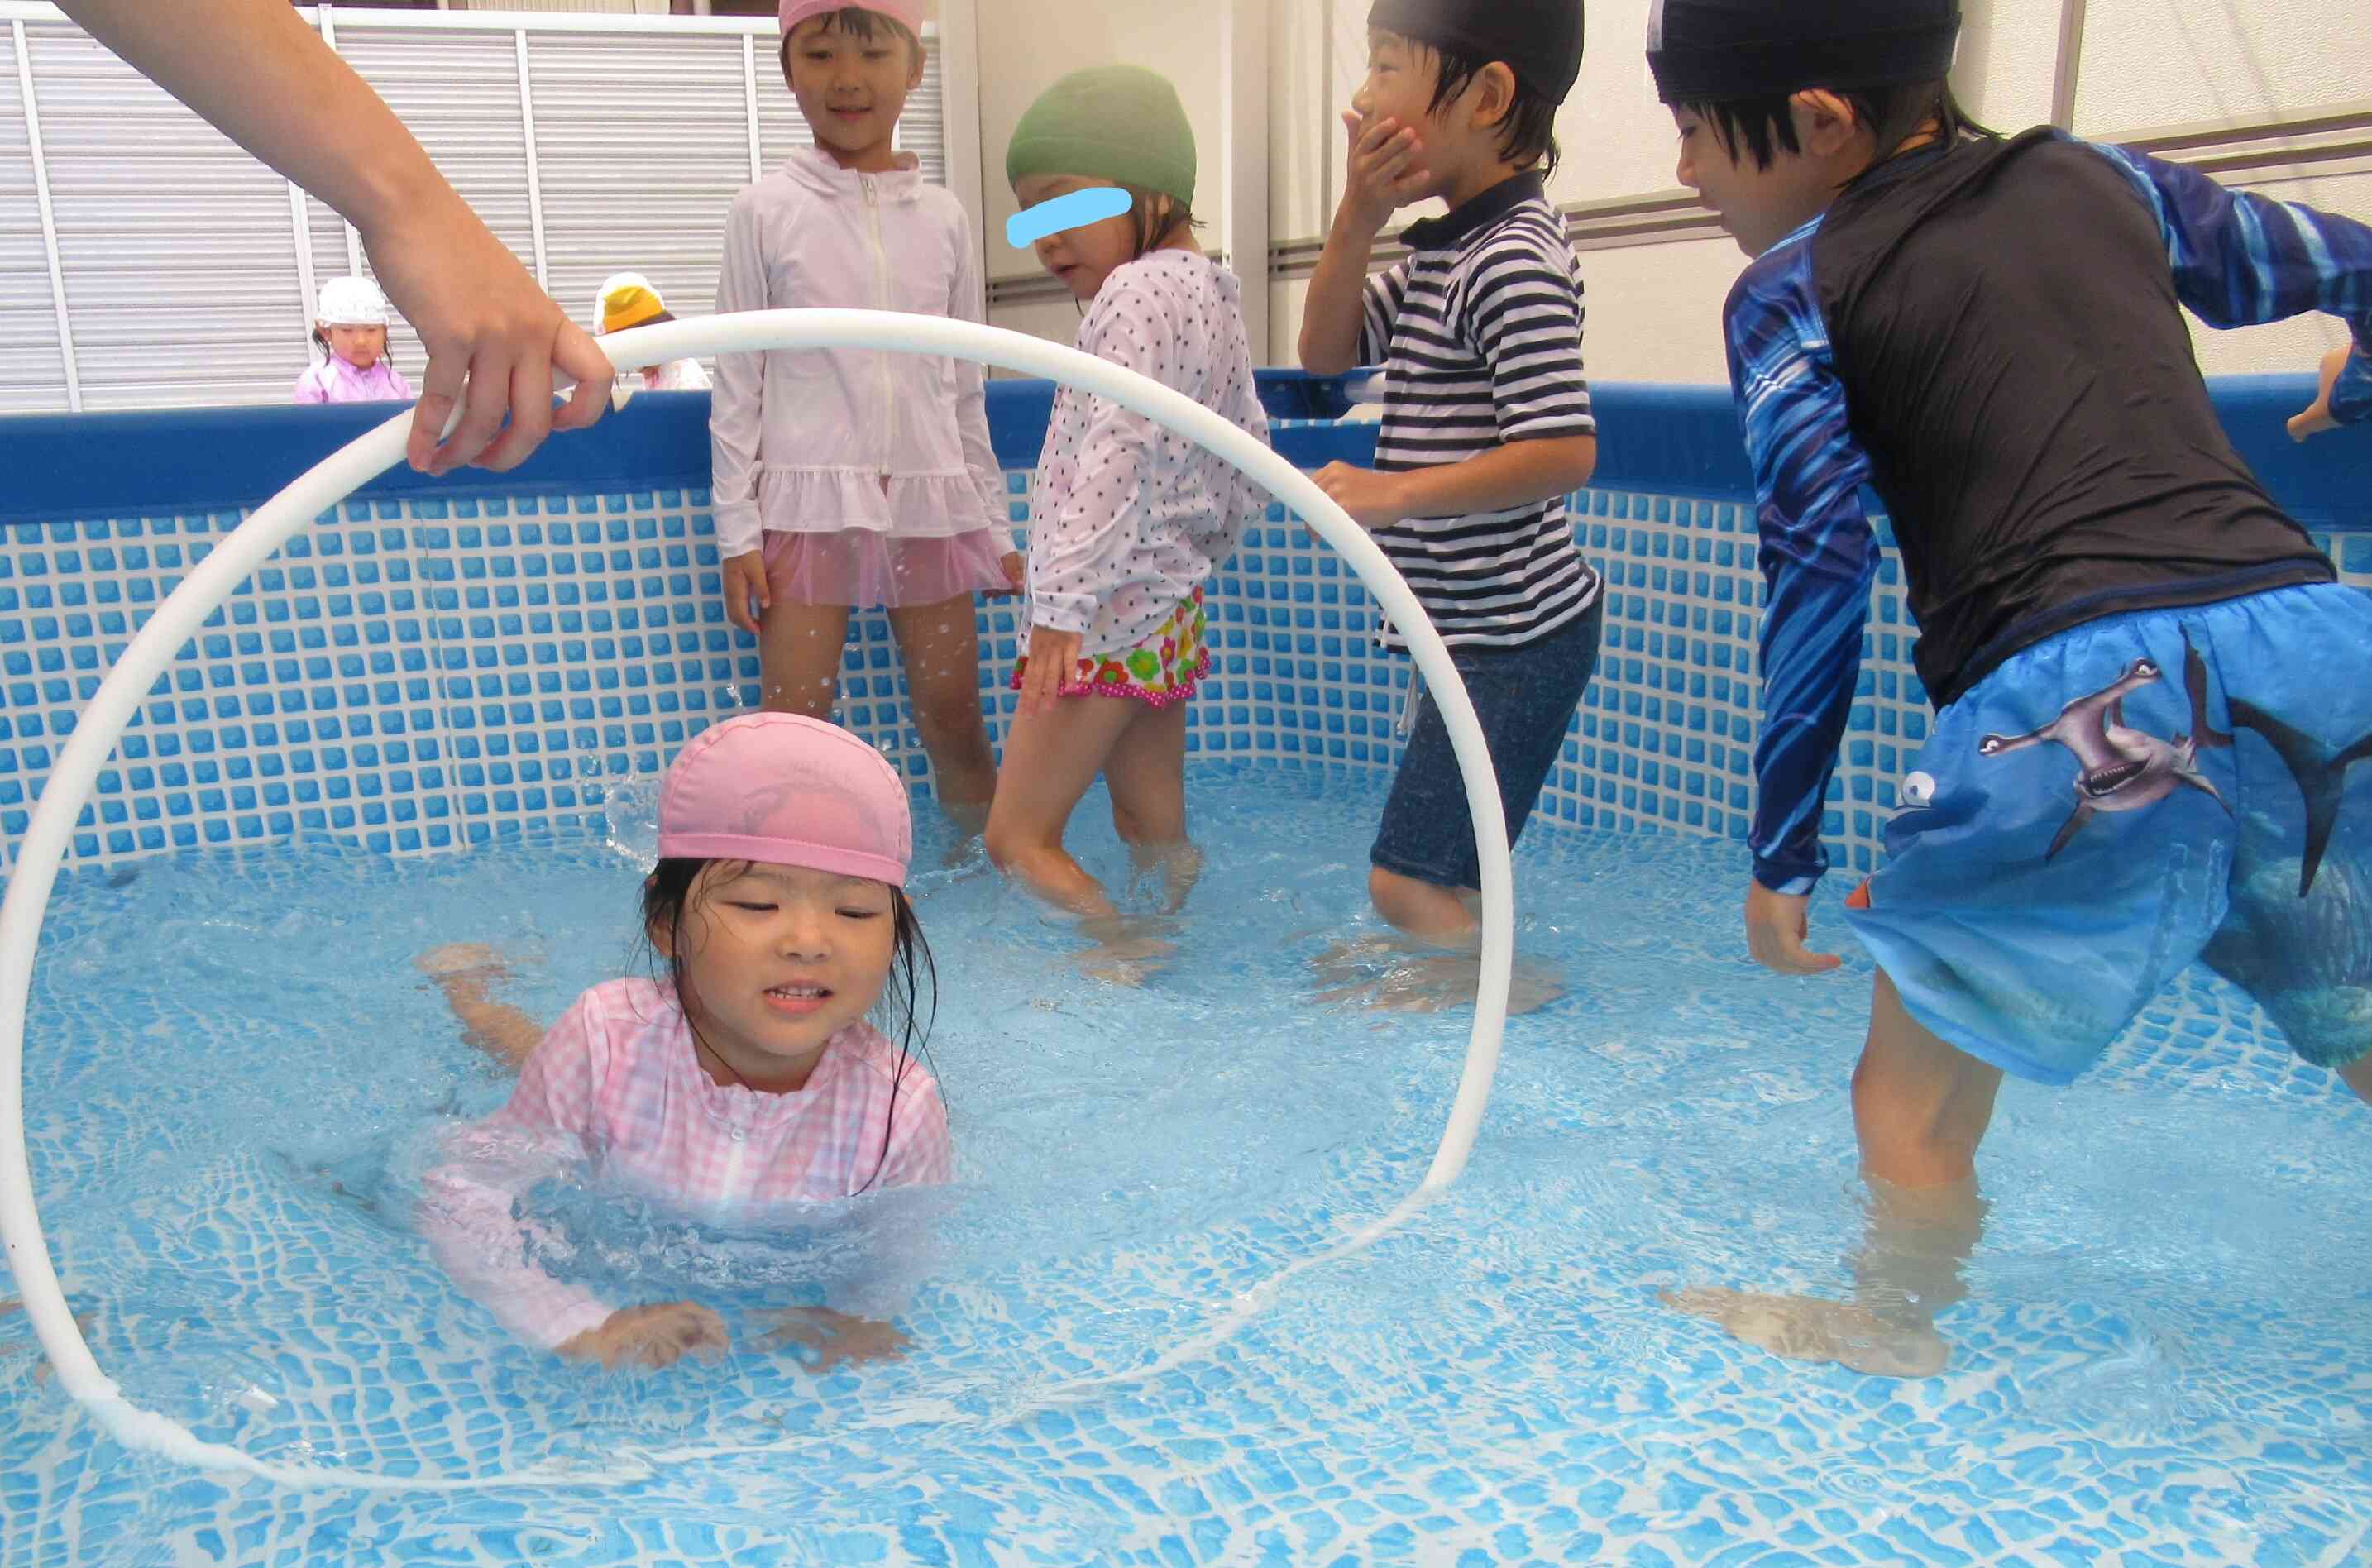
[1844,582,2372,1085]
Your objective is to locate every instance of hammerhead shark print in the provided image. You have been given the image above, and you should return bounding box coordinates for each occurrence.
[1977,635,2372,896]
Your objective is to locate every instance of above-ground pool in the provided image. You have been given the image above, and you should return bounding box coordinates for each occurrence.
[2,380,2368,1564]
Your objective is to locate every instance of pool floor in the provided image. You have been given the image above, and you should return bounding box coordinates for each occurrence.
[2,760,2368,1565]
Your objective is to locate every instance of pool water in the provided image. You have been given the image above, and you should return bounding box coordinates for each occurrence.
[2,761,2367,1565]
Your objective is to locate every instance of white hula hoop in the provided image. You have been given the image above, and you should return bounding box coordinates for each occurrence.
[0,311,1516,1487]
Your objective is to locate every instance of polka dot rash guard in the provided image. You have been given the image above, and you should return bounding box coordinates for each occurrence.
[1027,251,1270,657]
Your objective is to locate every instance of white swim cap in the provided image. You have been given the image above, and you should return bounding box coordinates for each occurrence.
[315,276,394,328]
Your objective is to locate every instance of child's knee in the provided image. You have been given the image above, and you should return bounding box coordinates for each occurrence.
[908,682,986,744]
[1111,796,1185,847]
[1367,865,1473,939]
[983,817,1050,876]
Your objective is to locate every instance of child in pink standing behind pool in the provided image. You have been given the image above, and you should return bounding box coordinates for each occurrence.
[416,715,949,1372]
[710,0,1019,842]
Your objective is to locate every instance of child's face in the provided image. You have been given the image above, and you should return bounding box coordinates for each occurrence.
[785,14,922,166]
[1672,103,1845,258]
[326,324,386,370]
[1350,31,1513,205]
[1014,174,1145,303]
[666,861,899,1092]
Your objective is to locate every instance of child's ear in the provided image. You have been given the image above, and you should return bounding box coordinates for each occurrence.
[1467,61,1519,134]
[907,35,927,90]
[645,882,675,959]
[1791,89,1863,156]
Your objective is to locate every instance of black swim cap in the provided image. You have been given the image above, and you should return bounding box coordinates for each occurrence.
[1367,0,1586,107]
[1646,0,1960,105]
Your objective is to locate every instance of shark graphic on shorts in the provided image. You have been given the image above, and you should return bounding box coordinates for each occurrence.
[1977,634,2372,895]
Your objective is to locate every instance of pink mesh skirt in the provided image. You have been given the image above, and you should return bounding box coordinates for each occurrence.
[761,527,1016,610]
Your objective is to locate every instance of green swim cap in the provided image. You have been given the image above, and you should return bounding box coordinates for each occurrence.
[1005,65,1196,209]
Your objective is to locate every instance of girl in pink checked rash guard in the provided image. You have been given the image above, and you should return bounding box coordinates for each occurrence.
[414,714,949,1373]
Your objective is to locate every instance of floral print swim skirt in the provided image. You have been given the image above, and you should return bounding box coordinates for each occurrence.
[1011,588,1210,708]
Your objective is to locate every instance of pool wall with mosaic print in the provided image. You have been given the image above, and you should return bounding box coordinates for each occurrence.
[2,375,2367,882]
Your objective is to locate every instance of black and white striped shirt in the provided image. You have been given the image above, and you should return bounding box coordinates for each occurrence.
[1359,171,1600,650]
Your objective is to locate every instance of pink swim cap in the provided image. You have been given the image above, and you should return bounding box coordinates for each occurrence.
[656,714,912,888]
[778,0,926,38]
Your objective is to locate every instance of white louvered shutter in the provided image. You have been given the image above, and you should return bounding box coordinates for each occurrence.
[19,14,306,410]
[525,27,750,348]
[0,25,67,413]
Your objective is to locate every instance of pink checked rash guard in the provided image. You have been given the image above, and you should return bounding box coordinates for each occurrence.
[422,977,951,1350]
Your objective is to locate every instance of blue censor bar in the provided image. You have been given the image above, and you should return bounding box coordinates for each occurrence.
[1006,186,1133,250]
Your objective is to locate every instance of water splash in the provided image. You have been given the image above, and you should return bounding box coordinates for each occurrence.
[601,777,661,870]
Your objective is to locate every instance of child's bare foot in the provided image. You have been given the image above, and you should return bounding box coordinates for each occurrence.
[556,1302,729,1371]
[1310,936,1566,1015]
[415,943,506,979]
[1075,915,1177,985]
[1661,1285,1951,1378]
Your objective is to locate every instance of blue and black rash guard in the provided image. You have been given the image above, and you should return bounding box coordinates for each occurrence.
[1729,126,2372,895]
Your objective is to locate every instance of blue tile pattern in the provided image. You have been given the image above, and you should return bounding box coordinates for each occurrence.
[4,475,2370,893]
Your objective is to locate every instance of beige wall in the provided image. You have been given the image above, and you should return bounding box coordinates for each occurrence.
[978,0,2372,384]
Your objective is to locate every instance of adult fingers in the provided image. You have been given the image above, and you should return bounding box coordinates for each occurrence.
[549,323,614,435]
[470,348,558,474]
[429,340,521,474]
[408,351,469,473]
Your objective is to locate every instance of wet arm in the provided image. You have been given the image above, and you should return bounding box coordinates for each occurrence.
[1729,260,1881,895]
[2092,139,2372,423]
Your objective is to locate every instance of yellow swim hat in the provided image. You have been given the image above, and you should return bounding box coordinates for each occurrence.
[596,272,667,335]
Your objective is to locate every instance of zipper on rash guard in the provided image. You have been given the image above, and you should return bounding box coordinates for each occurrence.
[861,174,897,484]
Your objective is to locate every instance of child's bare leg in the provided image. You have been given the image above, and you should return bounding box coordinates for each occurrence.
[983,695,1142,915]
[1367,867,1480,944]
[757,599,852,718]
[2341,1051,2372,1106]
[886,594,997,835]
[1101,698,1200,912]
[415,945,543,1070]
[1852,969,2005,1187]
[1665,970,1999,1377]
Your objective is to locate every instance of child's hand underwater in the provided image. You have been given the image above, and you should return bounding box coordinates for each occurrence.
[557,1302,729,1370]
[755,1307,910,1372]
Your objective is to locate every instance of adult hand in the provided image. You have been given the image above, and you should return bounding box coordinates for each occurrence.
[2288,344,2360,442]
[1338,110,1430,238]
[1312,461,1410,529]
[720,551,772,635]
[1744,881,1843,975]
[366,191,611,475]
[557,1302,729,1371]
[1018,625,1083,717]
